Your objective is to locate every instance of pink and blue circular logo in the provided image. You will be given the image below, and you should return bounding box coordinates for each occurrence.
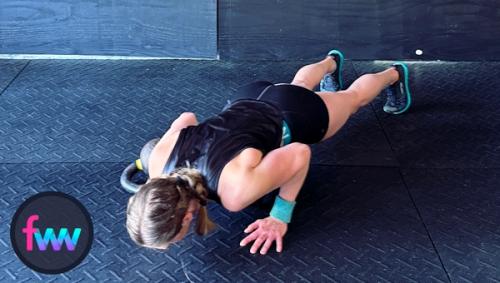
[10,192,93,274]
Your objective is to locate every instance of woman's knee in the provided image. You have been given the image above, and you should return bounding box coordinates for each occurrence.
[336,90,362,114]
[349,73,380,107]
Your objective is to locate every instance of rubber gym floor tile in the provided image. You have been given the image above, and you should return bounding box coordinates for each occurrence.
[353,61,500,168]
[401,168,500,282]
[0,59,394,167]
[0,163,448,282]
[0,60,28,95]
[311,105,398,167]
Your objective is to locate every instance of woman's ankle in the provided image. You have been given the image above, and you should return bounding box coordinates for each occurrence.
[323,56,337,73]
[386,67,399,85]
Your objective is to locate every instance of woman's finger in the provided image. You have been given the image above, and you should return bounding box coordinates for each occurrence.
[240,232,259,247]
[260,238,274,255]
[250,235,266,254]
[275,233,283,253]
[244,221,260,233]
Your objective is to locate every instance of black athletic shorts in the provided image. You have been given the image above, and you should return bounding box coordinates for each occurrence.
[225,81,330,144]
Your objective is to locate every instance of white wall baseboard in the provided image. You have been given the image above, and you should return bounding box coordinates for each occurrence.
[0,54,219,60]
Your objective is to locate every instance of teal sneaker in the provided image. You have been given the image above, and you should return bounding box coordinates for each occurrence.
[320,49,345,92]
[383,62,412,114]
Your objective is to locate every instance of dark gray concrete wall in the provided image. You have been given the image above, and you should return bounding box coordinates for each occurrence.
[0,0,217,58]
[218,0,500,60]
[2,1,499,60]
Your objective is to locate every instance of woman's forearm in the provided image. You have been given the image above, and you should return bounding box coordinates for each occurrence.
[278,155,310,202]
[223,143,311,211]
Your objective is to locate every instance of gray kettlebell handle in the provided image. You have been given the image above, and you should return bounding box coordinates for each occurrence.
[120,162,141,193]
[120,138,161,194]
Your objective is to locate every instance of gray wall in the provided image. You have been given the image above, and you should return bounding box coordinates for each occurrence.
[218,0,500,61]
[1,1,500,60]
[0,0,217,58]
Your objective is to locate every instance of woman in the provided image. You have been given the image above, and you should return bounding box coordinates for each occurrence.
[126,50,412,255]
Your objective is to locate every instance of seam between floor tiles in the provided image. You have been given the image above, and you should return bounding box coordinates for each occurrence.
[397,169,452,283]
[0,161,399,167]
[312,164,500,169]
[3,161,500,170]
[0,60,31,97]
[357,88,453,282]
[351,61,452,282]
[374,114,452,282]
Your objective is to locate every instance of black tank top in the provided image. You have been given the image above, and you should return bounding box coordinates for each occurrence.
[163,99,284,202]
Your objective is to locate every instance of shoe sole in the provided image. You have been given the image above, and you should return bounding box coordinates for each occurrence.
[328,49,345,90]
[384,62,412,115]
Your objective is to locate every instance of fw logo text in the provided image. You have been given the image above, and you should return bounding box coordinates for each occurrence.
[22,215,82,251]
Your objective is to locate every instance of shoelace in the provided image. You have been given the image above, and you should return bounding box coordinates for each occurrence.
[385,86,406,107]
[321,74,339,92]
[385,88,396,106]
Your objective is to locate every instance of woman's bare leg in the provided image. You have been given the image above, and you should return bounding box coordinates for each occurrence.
[317,68,399,141]
[291,57,336,90]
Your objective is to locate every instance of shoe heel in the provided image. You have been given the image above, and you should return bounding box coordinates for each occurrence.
[327,50,345,90]
[391,62,412,114]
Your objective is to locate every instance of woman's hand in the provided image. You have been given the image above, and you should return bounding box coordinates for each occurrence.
[240,216,288,255]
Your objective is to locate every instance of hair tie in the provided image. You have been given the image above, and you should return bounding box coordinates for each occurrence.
[175,176,185,186]
[198,198,207,206]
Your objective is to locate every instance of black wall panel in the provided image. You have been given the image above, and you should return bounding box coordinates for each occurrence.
[1,1,499,60]
[0,0,217,58]
[219,0,500,60]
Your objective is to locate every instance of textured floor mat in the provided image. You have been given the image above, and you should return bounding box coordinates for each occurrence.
[311,105,398,167]
[0,163,447,282]
[353,61,500,168]
[0,59,395,166]
[401,168,500,282]
[2,59,499,281]
[0,60,27,94]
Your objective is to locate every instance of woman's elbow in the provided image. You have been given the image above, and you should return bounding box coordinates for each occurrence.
[219,185,249,212]
[221,196,244,212]
[180,112,195,119]
[293,143,311,162]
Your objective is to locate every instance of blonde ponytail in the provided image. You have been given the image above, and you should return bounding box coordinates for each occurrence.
[126,167,217,250]
[196,206,216,235]
[174,167,217,236]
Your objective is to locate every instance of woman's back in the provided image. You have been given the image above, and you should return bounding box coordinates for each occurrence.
[148,99,285,200]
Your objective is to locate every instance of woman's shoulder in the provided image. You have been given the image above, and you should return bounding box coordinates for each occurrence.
[220,147,264,178]
[236,148,264,168]
[218,148,263,190]
[148,130,182,178]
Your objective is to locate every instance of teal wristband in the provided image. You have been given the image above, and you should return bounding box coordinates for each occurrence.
[269,196,296,223]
